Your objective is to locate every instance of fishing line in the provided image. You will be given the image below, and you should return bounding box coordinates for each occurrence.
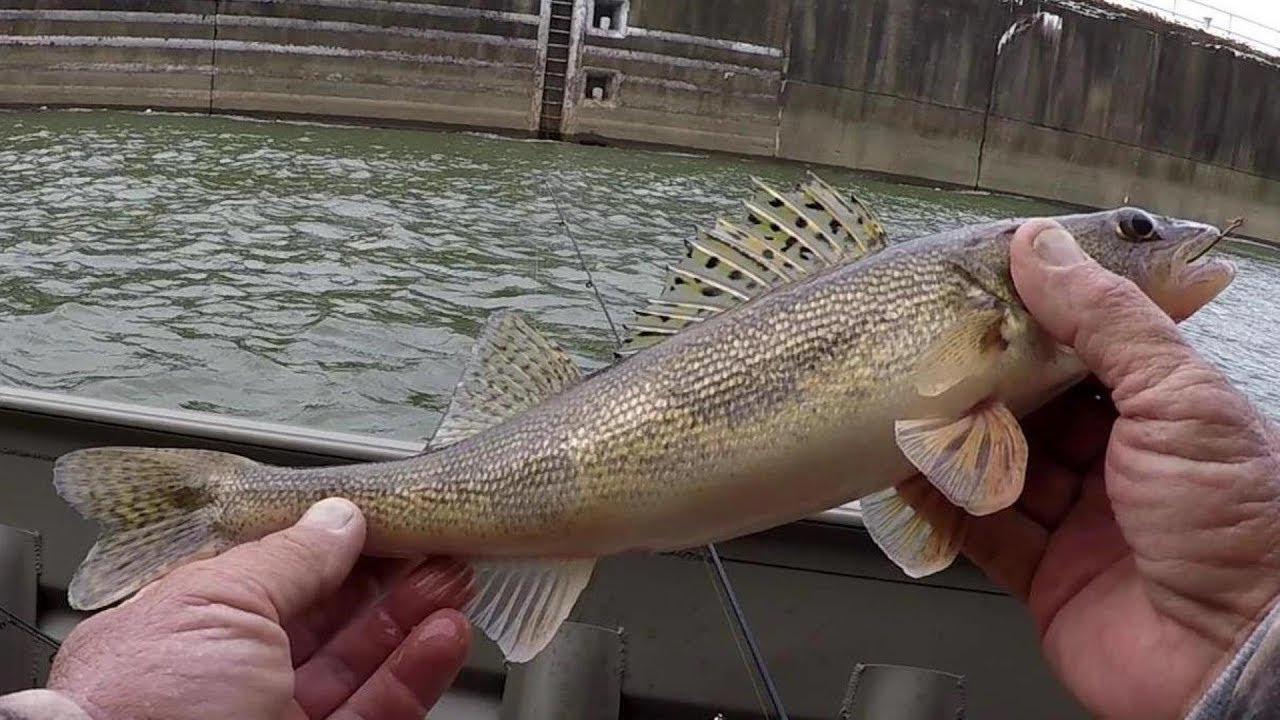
[542,178,622,344]
[542,178,789,720]
[0,603,60,653]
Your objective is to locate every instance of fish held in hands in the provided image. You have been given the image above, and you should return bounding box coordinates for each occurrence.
[54,177,1236,663]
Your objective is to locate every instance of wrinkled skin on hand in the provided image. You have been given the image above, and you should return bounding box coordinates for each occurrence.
[47,499,472,720]
[903,220,1280,720]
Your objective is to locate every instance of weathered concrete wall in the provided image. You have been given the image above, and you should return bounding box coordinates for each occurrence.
[0,1,218,111]
[563,0,788,156]
[777,0,1005,186]
[0,0,546,132]
[0,0,1277,237]
[982,2,1280,239]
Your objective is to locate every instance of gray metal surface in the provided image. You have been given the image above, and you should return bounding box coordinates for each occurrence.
[0,388,1085,719]
[839,664,964,720]
[0,523,42,694]
[500,622,623,720]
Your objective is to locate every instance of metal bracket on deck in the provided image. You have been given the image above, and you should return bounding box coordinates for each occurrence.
[499,621,624,720]
[838,663,965,720]
[0,523,44,693]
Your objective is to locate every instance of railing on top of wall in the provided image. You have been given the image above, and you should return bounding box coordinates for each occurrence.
[1119,0,1280,56]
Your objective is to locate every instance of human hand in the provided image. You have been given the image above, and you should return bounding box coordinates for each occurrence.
[46,497,472,720]
[902,220,1280,719]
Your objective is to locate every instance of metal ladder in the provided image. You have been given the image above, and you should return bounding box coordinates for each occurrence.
[539,0,575,138]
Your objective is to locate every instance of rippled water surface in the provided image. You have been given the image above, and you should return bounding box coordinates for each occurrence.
[0,110,1277,439]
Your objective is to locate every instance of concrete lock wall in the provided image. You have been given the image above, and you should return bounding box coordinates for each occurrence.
[0,0,546,131]
[1,0,1278,239]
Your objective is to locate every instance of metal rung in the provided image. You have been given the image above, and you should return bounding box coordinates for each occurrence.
[839,664,965,720]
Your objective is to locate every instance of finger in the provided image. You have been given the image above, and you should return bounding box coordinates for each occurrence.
[285,557,414,666]
[186,498,366,623]
[294,558,472,718]
[962,509,1048,601]
[329,609,470,720]
[1016,454,1083,530]
[1008,221,1220,410]
[1027,469,1128,634]
[1022,380,1117,471]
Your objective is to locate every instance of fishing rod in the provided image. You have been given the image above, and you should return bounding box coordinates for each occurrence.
[542,179,790,720]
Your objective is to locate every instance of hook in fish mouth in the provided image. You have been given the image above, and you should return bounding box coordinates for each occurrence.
[1184,216,1244,264]
[1159,217,1239,322]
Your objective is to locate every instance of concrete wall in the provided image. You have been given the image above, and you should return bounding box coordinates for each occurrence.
[981,2,1280,240]
[561,0,1280,241]
[0,0,547,131]
[2,0,1277,237]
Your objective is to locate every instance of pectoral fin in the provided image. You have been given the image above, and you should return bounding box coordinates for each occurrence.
[894,400,1028,516]
[912,306,1006,397]
[861,487,966,578]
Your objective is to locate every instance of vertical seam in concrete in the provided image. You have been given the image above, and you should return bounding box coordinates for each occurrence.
[560,0,587,138]
[207,0,220,115]
[1139,28,1159,156]
[530,0,551,133]
[976,5,1012,190]
[774,0,795,159]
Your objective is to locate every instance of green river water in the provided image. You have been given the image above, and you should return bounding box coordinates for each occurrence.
[1,110,1277,440]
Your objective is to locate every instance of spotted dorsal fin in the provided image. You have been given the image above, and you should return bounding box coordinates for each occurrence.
[616,173,888,358]
[428,310,582,449]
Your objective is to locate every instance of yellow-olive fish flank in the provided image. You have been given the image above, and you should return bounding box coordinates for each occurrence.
[53,177,1237,663]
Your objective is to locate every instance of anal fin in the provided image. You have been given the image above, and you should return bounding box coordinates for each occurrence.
[463,557,595,663]
[895,400,1028,516]
[861,487,966,578]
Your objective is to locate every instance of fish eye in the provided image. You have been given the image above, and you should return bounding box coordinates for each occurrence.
[1117,209,1157,241]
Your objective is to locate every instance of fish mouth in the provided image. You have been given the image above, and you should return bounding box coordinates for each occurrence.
[1161,219,1240,321]
[1179,218,1240,264]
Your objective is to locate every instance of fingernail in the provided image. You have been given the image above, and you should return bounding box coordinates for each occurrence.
[1032,227,1086,267]
[421,613,465,642]
[300,497,355,530]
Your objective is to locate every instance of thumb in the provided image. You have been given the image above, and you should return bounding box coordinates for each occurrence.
[1009,219,1210,406]
[193,497,367,622]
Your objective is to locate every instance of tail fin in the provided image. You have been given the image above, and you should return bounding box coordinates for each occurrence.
[54,447,257,610]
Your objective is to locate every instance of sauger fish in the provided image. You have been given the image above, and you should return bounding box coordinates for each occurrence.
[53,175,1237,663]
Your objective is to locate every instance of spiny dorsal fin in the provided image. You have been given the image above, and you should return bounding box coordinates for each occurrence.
[616,174,888,358]
[428,310,582,449]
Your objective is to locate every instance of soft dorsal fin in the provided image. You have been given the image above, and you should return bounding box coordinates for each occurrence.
[428,310,582,449]
[616,173,889,358]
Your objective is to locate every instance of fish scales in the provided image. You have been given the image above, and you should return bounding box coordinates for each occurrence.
[217,243,1016,555]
